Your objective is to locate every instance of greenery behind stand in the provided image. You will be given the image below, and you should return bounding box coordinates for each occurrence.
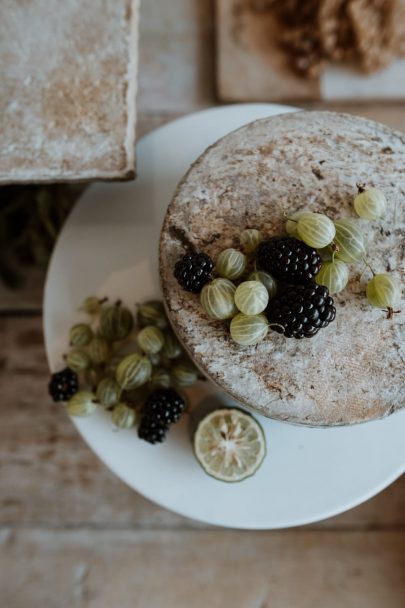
[0,185,82,288]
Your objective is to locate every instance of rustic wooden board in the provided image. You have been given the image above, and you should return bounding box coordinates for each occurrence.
[216,0,405,102]
[1,315,404,529]
[1,529,405,608]
[0,0,139,183]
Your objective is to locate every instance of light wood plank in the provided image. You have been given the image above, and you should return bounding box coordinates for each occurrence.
[1,315,404,529]
[138,0,215,112]
[1,529,404,608]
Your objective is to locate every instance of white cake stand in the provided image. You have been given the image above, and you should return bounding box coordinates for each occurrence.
[44,104,405,529]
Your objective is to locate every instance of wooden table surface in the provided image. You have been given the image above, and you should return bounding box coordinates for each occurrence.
[1,2,404,606]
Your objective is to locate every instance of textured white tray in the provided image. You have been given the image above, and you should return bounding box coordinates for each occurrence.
[44,104,405,529]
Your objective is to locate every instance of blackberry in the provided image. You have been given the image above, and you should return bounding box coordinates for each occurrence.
[143,388,186,425]
[257,237,321,284]
[174,252,214,293]
[48,367,78,402]
[138,389,186,444]
[267,283,336,339]
[138,416,168,444]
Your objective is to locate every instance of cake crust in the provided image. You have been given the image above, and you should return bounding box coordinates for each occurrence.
[160,111,405,426]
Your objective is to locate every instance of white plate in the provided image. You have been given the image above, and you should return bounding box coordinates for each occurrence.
[44,104,405,529]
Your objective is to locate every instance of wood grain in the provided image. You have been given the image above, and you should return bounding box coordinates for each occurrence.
[217,0,319,102]
[1,529,405,608]
[1,315,404,529]
[1,2,405,605]
[138,0,215,112]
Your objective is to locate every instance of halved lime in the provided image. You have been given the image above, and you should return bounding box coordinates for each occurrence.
[193,408,266,482]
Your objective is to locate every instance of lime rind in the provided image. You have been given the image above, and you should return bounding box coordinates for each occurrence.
[193,408,266,482]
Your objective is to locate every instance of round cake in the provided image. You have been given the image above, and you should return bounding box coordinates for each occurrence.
[159,111,405,426]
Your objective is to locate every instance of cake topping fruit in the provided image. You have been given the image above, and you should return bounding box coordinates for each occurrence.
[200,278,238,320]
[171,180,400,347]
[234,280,269,315]
[248,270,277,299]
[193,408,266,482]
[354,186,387,220]
[230,313,269,346]
[315,260,350,294]
[296,212,336,248]
[257,236,322,284]
[174,252,214,293]
[48,367,78,402]
[240,228,262,253]
[333,219,366,263]
[366,273,401,318]
[285,210,311,237]
[267,283,336,339]
[216,248,247,281]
